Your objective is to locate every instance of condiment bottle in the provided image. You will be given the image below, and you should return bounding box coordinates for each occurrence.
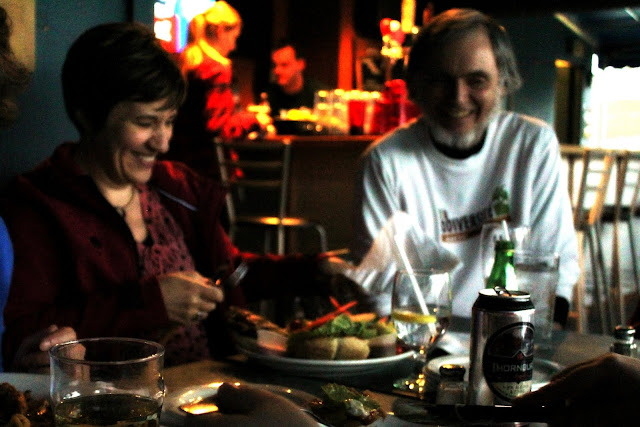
[611,325,638,357]
[485,240,516,290]
[436,364,467,405]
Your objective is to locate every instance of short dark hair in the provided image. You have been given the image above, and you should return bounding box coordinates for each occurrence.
[407,8,522,101]
[62,22,186,132]
[272,38,305,59]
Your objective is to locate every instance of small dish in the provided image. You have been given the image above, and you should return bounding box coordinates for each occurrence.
[162,381,318,427]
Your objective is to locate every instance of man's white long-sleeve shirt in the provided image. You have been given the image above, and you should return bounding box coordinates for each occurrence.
[351,112,580,317]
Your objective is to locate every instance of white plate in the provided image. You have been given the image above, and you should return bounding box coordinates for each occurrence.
[238,347,415,380]
[161,381,318,427]
[0,373,49,399]
[426,355,562,392]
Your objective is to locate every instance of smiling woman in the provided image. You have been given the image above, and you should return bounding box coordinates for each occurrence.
[0,21,344,373]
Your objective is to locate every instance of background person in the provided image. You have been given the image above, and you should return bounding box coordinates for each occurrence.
[266,39,325,117]
[0,21,343,372]
[165,1,271,178]
[350,8,579,323]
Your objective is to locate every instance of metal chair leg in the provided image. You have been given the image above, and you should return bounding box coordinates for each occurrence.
[587,226,607,333]
[277,224,285,255]
[628,218,640,295]
[593,220,616,331]
[594,221,609,287]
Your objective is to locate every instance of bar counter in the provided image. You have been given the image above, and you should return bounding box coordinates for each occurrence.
[267,134,378,252]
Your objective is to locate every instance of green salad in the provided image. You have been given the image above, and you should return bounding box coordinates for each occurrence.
[309,383,385,426]
[288,314,395,344]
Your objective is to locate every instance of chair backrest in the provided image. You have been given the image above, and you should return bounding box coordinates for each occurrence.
[214,138,292,226]
[621,151,640,219]
[608,150,640,326]
[573,148,615,229]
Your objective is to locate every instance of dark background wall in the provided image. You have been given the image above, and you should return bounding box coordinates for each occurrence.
[0,0,154,189]
[0,0,590,189]
[501,13,593,131]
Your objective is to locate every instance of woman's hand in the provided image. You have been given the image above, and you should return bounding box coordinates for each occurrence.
[11,324,77,373]
[158,271,224,325]
[513,353,640,426]
[188,383,318,427]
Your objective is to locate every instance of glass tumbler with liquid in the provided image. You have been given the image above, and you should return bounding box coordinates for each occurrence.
[50,337,165,426]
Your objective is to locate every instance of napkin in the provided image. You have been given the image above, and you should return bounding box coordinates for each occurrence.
[342,212,460,314]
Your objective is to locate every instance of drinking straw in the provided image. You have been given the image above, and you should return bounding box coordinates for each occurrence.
[393,234,430,315]
[501,219,511,242]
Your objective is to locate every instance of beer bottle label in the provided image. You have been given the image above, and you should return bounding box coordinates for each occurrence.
[482,321,534,403]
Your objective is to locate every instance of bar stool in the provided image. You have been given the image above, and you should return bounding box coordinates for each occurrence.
[608,150,640,327]
[571,148,615,333]
[214,138,328,255]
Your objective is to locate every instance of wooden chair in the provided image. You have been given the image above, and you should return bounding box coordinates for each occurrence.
[571,148,615,333]
[608,150,640,327]
[214,138,327,255]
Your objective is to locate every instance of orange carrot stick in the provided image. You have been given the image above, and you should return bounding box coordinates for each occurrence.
[302,300,357,331]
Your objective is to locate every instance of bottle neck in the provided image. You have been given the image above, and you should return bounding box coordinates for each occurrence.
[486,245,516,289]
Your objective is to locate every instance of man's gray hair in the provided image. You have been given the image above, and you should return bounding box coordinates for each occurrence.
[407,8,522,102]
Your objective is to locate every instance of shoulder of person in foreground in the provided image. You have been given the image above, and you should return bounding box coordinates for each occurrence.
[513,353,640,426]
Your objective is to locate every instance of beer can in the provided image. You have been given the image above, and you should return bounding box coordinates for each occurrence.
[468,288,535,406]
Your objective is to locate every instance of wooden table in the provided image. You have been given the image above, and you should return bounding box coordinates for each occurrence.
[162,330,613,425]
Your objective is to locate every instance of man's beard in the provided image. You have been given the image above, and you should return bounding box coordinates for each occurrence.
[425,102,502,150]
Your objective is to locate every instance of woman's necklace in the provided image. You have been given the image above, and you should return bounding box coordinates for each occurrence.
[114,187,137,219]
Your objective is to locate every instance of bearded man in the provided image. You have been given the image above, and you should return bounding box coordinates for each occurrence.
[351,8,579,326]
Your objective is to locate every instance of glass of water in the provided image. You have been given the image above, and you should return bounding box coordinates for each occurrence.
[514,251,560,351]
[50,337,165,426]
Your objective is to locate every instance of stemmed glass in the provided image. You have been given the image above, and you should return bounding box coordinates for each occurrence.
[391,269,452,395]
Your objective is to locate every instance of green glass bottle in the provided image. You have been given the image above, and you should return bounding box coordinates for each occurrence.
[485,240,516,290]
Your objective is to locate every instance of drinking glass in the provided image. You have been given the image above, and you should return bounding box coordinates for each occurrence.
[347,90,367,135]
[391,269,452,394]
[514,250,560,351]
[50,337,165,426]
[480,223,530,282]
